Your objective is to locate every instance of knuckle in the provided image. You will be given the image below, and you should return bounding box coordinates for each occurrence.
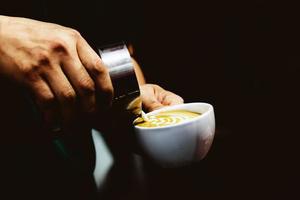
[51,42,68,55]
[21,64,40,82]
[68,28,81,39]
[34,49,49,59]
[152,84,162,90]
[178,96,184,103]
[79,77,95,94]
[50,38,69,55]
[61,88,76,102]
[91,60,109,77]
[36,52,50,67]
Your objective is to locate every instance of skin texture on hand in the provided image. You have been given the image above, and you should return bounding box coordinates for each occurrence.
[0,16,113,127]
[130,56,184,112]
[140,84,184,112]
[130,53,183,112]
[0,16,183,130]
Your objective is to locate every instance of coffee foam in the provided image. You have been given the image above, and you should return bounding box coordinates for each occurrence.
[135,110,200,128]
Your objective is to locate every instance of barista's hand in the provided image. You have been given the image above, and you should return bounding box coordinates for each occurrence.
[140,84,183,112]
[0,16,113,126]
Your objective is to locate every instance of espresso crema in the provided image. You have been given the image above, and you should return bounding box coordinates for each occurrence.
[134,110,201,128]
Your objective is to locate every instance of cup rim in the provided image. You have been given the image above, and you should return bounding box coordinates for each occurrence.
[134,102,213,130]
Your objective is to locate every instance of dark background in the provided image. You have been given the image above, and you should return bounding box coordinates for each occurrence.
[1,0,299,199]
[132,0,299,199]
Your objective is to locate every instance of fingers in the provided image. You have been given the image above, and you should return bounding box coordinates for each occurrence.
[42,65,76,124]
[140,84,164,112]
[140,84,184,112]
[142,97,164,112]
[161,91,184,106]
[151,84,183,106]
[28,78,59,128]
[76,36,114,107]
[61,49,96,113]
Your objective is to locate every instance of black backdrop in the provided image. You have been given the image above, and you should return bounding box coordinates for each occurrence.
[133,0,299,199]
[1,0,299,199]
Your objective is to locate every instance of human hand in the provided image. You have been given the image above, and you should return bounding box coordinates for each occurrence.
[0,16,113,127]
[140,84,184,112]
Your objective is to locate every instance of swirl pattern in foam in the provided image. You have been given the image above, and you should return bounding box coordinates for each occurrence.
[135,110,201,128]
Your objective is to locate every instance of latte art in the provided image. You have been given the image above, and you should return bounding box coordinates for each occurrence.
[134,110,201,128]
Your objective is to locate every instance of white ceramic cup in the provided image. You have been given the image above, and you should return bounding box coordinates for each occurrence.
[134,102,215,167]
